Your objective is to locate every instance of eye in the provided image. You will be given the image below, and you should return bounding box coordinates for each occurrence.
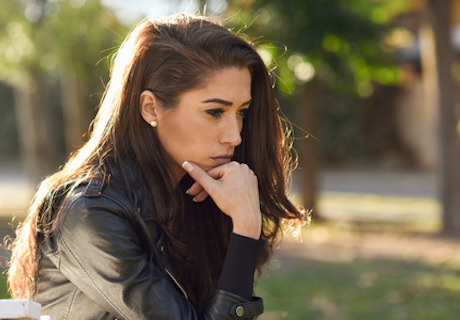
[205,108,224,118]
[238,108,250,118]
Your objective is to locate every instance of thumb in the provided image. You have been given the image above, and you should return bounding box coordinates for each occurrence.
[182,161,217,194]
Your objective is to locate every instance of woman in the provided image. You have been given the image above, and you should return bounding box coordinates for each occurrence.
[8,14,305,319]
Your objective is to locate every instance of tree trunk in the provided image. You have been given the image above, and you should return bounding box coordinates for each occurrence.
[297,81,319,216]
[60,71,88,154]
[14,69,56,184]
[424,0,460,235]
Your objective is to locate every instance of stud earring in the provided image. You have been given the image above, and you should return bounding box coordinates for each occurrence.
[150,121,157,128]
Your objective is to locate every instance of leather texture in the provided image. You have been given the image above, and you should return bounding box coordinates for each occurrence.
[34,169,263,319]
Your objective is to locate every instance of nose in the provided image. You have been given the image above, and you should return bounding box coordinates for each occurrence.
[220,116,242,147]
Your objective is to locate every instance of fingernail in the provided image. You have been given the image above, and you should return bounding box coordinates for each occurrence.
[192,197,198,202]
[182,161,193,172]
[185,188,191,195]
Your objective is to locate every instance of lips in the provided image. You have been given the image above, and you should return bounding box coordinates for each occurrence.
[211,154,233,165]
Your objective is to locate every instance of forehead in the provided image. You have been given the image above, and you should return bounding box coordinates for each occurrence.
[181,67,252,103]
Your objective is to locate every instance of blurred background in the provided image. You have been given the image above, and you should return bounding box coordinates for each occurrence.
[1,0,460,319]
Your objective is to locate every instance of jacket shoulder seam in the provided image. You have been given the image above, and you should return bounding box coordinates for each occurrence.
[59,185,135,227]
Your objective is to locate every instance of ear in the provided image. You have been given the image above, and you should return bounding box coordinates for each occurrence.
[140,90,160,125]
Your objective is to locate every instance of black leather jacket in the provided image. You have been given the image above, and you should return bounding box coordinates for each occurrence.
[35,172,263,319]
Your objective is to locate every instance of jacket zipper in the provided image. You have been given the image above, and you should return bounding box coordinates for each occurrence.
[165,267,189,300]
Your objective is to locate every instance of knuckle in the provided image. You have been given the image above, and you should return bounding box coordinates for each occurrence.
[230,161,239,169]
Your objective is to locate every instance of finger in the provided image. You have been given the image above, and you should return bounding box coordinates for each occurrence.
[192,189,209,202]
[182,161,219,194]
[186,181,204,196]
[187,164,229,195]
[203,164,228,180]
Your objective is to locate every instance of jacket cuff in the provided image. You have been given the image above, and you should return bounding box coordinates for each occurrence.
[206,288,264,319]
[217,233,265,300]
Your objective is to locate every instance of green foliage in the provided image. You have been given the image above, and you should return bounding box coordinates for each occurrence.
[0,0,126,86]
[228,0,409,96]
[227,0,412,164]
[316,89,368,163]
[45,1,126,80]
[0,0,129,163]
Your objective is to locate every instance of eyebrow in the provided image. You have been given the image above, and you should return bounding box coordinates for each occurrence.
[202,98,252,107]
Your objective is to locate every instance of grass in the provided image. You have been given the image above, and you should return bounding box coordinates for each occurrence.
[0,272,9,299]
[257,257,460,320]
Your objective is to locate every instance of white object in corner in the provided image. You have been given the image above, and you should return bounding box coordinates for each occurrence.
[0,299,41,319]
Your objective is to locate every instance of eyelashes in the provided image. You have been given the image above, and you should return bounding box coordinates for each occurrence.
[238,108,250,118]
[205,108,250,119]
[206,109,224,118]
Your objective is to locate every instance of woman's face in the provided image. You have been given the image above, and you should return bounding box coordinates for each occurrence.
[146,67,252,182]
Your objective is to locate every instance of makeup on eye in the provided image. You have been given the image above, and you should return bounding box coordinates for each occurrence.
[205,107,251,119]
[202,98,252,118]
[238,108,250,118]
[206,108,225,118]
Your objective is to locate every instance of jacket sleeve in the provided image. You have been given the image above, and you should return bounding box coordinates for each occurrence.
[53,191,263,320]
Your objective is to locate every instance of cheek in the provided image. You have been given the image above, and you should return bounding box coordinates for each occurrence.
[157,118,209,161]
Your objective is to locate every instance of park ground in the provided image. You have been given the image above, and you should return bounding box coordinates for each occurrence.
[1,165,460,319]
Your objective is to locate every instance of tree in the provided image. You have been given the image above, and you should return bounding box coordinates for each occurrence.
[422,0,460,235]
[47,1,124,154]
[0,0,124,183]
[0,0,58,182]
[227,0,406,211]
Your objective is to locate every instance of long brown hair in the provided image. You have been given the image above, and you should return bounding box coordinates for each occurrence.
[8,14,305,311]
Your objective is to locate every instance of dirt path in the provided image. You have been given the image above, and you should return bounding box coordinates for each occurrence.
[272,225,460,270]
[2,222,459,270]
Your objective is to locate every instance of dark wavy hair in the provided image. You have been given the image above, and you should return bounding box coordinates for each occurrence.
[8,14,306,312]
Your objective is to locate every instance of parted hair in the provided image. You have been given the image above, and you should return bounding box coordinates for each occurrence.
[8,14,305,312]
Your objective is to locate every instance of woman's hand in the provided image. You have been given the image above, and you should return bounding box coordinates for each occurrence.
[182,161,262,239]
